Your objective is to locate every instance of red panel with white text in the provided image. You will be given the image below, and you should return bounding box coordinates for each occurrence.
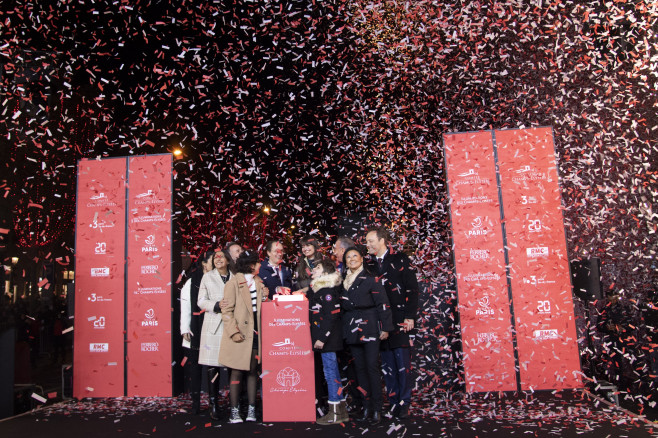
[74,158,127,398]
[444,131,517,392]
[126,155,173,396]
[495,127,582,390]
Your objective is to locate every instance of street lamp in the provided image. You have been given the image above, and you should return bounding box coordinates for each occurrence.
[10,256,18,302]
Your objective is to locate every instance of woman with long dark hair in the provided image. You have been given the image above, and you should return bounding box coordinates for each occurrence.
[218,250,268,423]
[180,250,214,415]
[293,235,321,295]
[340,246,393,425]
[197,249,232,420]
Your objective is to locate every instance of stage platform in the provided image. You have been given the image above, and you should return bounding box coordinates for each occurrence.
[0,390,655,438]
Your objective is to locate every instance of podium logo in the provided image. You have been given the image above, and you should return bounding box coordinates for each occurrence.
[141,342,159,352]
[89,343,109,353]
[272,338,294,347]
[533,329,559,340]
[91,267,110,277]
[93,316,106,329]
[142,235,158,253]
[475,296,494,316]
[90,193,107,201]
[142,308,158,326]
[468,217,489,237]
[276,367,301,388]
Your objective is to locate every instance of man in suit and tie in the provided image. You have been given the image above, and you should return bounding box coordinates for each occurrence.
[366,226,419,419]
[332,236,355,276]
[258,239,293,299]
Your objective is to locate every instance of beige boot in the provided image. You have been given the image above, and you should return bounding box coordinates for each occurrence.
[337,400,350,423]
[317,402,342,425]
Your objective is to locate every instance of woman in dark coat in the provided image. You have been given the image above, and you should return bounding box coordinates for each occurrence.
[309,259,346,425]
[340,247,393,425]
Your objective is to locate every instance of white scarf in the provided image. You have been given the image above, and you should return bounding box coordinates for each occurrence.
[343,265,364,291]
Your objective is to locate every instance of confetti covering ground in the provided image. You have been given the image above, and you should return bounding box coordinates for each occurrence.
[1,0,656,422]
[0,391,656,438]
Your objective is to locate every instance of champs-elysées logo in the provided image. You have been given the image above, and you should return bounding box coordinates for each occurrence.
[87,192,117,208]
[512,165,549,183]
[454,169,491,187]
[134,190,166,205]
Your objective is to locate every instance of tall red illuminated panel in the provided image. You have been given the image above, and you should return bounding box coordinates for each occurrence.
[126,155,173,396]
[74,158,127,398]
[444,131,517,392]
[495,128,581,390]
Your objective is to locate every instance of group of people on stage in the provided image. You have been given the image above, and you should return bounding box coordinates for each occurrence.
[179,226,419,425]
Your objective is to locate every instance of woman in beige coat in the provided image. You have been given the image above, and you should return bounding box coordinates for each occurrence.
[197,249,232,420]
[218,250,267,423]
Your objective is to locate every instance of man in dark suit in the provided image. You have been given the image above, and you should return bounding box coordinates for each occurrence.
[258,239,293,299]
[332,236,354,276]
[366,226,419,419]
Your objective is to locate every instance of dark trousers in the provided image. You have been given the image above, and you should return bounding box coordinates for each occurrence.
[350,340,383,411]
[338,347,363,409]
[183,348,202,396]
[381,346,411,406]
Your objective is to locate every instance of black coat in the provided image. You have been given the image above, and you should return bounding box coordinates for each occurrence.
[341,270,394,345]
[258,258,293,299]
[372,251,419,349]
[308,272,343,352]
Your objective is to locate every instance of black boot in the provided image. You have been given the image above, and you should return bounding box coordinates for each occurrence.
[370,410,382,425]
[207,367,221,420]
[358,402,372,422]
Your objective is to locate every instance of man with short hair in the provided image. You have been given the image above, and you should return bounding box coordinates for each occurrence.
[258,239,293,299]
[365,226,419,419]
[225,242,243,264]
[332,236,354,276]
